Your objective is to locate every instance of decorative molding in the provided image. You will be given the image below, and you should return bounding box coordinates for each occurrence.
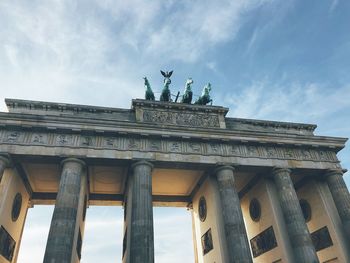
[142,110,220,128]
[226,117,317,135]
[133,99,227,128]
[0,130,340,164]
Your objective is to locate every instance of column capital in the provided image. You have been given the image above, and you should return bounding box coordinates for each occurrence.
[324,168,343,179]
[213,164,236,175]
[0,153,11,167]
[60,157,86,168]
[131,160,154,171]
[272,167,291,175]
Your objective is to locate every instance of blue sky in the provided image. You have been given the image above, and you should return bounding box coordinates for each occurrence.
[0,0,349,262]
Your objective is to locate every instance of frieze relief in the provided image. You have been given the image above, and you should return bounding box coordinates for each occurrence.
[56,134,72,146]
[0,130,339,164]
[142,110,220,128]
[31,133,48,144]
[80,136,94,147]
[168,141,182,153]
[127,138,140,150]
[147,140,161,151]
[4,131,23,143]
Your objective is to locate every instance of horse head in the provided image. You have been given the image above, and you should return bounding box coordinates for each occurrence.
[185,78,193,91]
[204,83,212,95]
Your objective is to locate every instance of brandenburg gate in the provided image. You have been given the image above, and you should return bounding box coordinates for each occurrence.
[0,98,349,262]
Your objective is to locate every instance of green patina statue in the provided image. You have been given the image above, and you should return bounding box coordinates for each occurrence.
[194,83,212,105]
[181,78,193,104]
[142,70,214,105]
[160,70,173,102]
[144,77,155,101]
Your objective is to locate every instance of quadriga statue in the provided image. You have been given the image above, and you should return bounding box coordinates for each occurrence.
[194,83,212,105]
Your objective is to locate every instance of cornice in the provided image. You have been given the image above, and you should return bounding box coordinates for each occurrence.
[5,98,131,115]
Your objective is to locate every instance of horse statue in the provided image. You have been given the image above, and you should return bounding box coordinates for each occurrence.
[160,70,173,102]
[181,78,193,104]
[194,83,212,105]
[144,77,155,101]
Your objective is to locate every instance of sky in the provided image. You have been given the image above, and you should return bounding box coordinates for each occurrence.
[0,0,349,262]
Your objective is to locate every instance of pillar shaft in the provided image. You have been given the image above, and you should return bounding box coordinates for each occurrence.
[325,169,350,240]
[129,160,154,263]
[44,158,86,263]
[0,154,10,183]
[272,167,319,263]
[214,165,252,263]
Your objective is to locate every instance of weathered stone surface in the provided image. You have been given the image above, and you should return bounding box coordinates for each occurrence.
[214,165,252,263]
[0,129,342,170]
[324,169,350,244]
[0,154,10,182]
[271,167,319,263]
[43,158,85,263]
[129,160,154,263]
[132,99,228,128]
[0,98,346,172]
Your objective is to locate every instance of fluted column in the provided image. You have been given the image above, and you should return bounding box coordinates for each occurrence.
[271,167,319,263]
[0,154,10,183]
[129,160,154,263]
[324,169,350,242]
[44,158,86,263]
[214,165,252,263]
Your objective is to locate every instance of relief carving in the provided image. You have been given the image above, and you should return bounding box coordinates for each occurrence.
[318,150,329,161]
[5,132,21,143]
[169,141,181,152]
[247,146,259,157]
[143,110,220,128]
[284,148,295,158]
[0,129,340,165]
[229,144,241,155]
[266,147,277,158]
[104,137,115,148]
[127,138,140,150]
[56,134,72,146]
[302,149,311,159]
[208,143,221,155]
[188,142,201,153]
[80,136,93,147]
[148,140,161,151]
[31,134,47,144]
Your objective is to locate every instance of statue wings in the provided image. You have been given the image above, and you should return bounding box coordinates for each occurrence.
[160,70,173,78]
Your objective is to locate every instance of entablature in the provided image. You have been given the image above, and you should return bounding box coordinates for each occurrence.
[0,113,346,151]
[0,126,344,170]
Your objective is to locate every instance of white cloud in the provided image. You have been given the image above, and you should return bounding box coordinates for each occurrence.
[0,0,278,112]
[223,81,350,124]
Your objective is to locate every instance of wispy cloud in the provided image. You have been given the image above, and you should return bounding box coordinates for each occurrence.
[329,0,339,13]
[223,81,350,125]
[5,1,350,262]
[0,0,277,111]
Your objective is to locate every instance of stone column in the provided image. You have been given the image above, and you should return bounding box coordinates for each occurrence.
[271,167,319,263]
[129,160,154,263]
[44,158,86,263]
[214,165,252,263]
[324,169,350,241]
[0,154,10,183]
